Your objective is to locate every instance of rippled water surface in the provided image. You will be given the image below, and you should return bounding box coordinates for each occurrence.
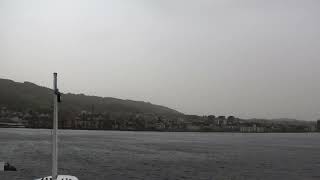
[0,128,320,180]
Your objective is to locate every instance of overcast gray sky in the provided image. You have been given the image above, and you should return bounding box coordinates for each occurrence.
[1,0,319,120]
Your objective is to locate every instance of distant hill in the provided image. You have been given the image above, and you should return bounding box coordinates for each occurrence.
[0,78,182,116]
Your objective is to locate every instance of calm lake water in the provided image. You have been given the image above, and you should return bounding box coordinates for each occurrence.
[0,128,320,180]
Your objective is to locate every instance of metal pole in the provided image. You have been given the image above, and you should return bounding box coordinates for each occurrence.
[52,73,58,180]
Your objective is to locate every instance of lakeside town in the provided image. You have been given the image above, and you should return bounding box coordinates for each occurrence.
[0,106,319,133]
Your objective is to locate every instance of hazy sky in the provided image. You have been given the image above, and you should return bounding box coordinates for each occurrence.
[1,0,320,120]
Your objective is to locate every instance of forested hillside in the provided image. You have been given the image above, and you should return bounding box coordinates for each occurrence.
[0,78,182,116]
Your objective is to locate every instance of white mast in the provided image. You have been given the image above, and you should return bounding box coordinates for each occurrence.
[52,73,58,180]
[35,73,78,180]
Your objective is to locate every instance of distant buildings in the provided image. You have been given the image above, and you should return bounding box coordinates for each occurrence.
[240,124,265,133]
[0,107,26,128]
[0,106,319,133]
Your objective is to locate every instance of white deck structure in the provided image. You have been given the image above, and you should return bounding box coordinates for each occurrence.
[35,175,79,180]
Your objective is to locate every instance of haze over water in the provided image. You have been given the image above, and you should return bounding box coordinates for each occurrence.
[1,0,320,120]
[1,1,320,180]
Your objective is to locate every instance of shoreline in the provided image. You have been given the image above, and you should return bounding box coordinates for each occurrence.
[0,127,318,133]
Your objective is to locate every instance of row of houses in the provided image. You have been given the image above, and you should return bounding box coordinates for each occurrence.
[240,124,265,133]
[1,107,319,132]
[68,111,185,131]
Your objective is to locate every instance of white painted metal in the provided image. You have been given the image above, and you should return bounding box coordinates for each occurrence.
[0,162,4,171]
[52,73,58,180]
[35,73,78,180]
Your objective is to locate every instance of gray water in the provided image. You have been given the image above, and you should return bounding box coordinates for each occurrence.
[0,128,319,180]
